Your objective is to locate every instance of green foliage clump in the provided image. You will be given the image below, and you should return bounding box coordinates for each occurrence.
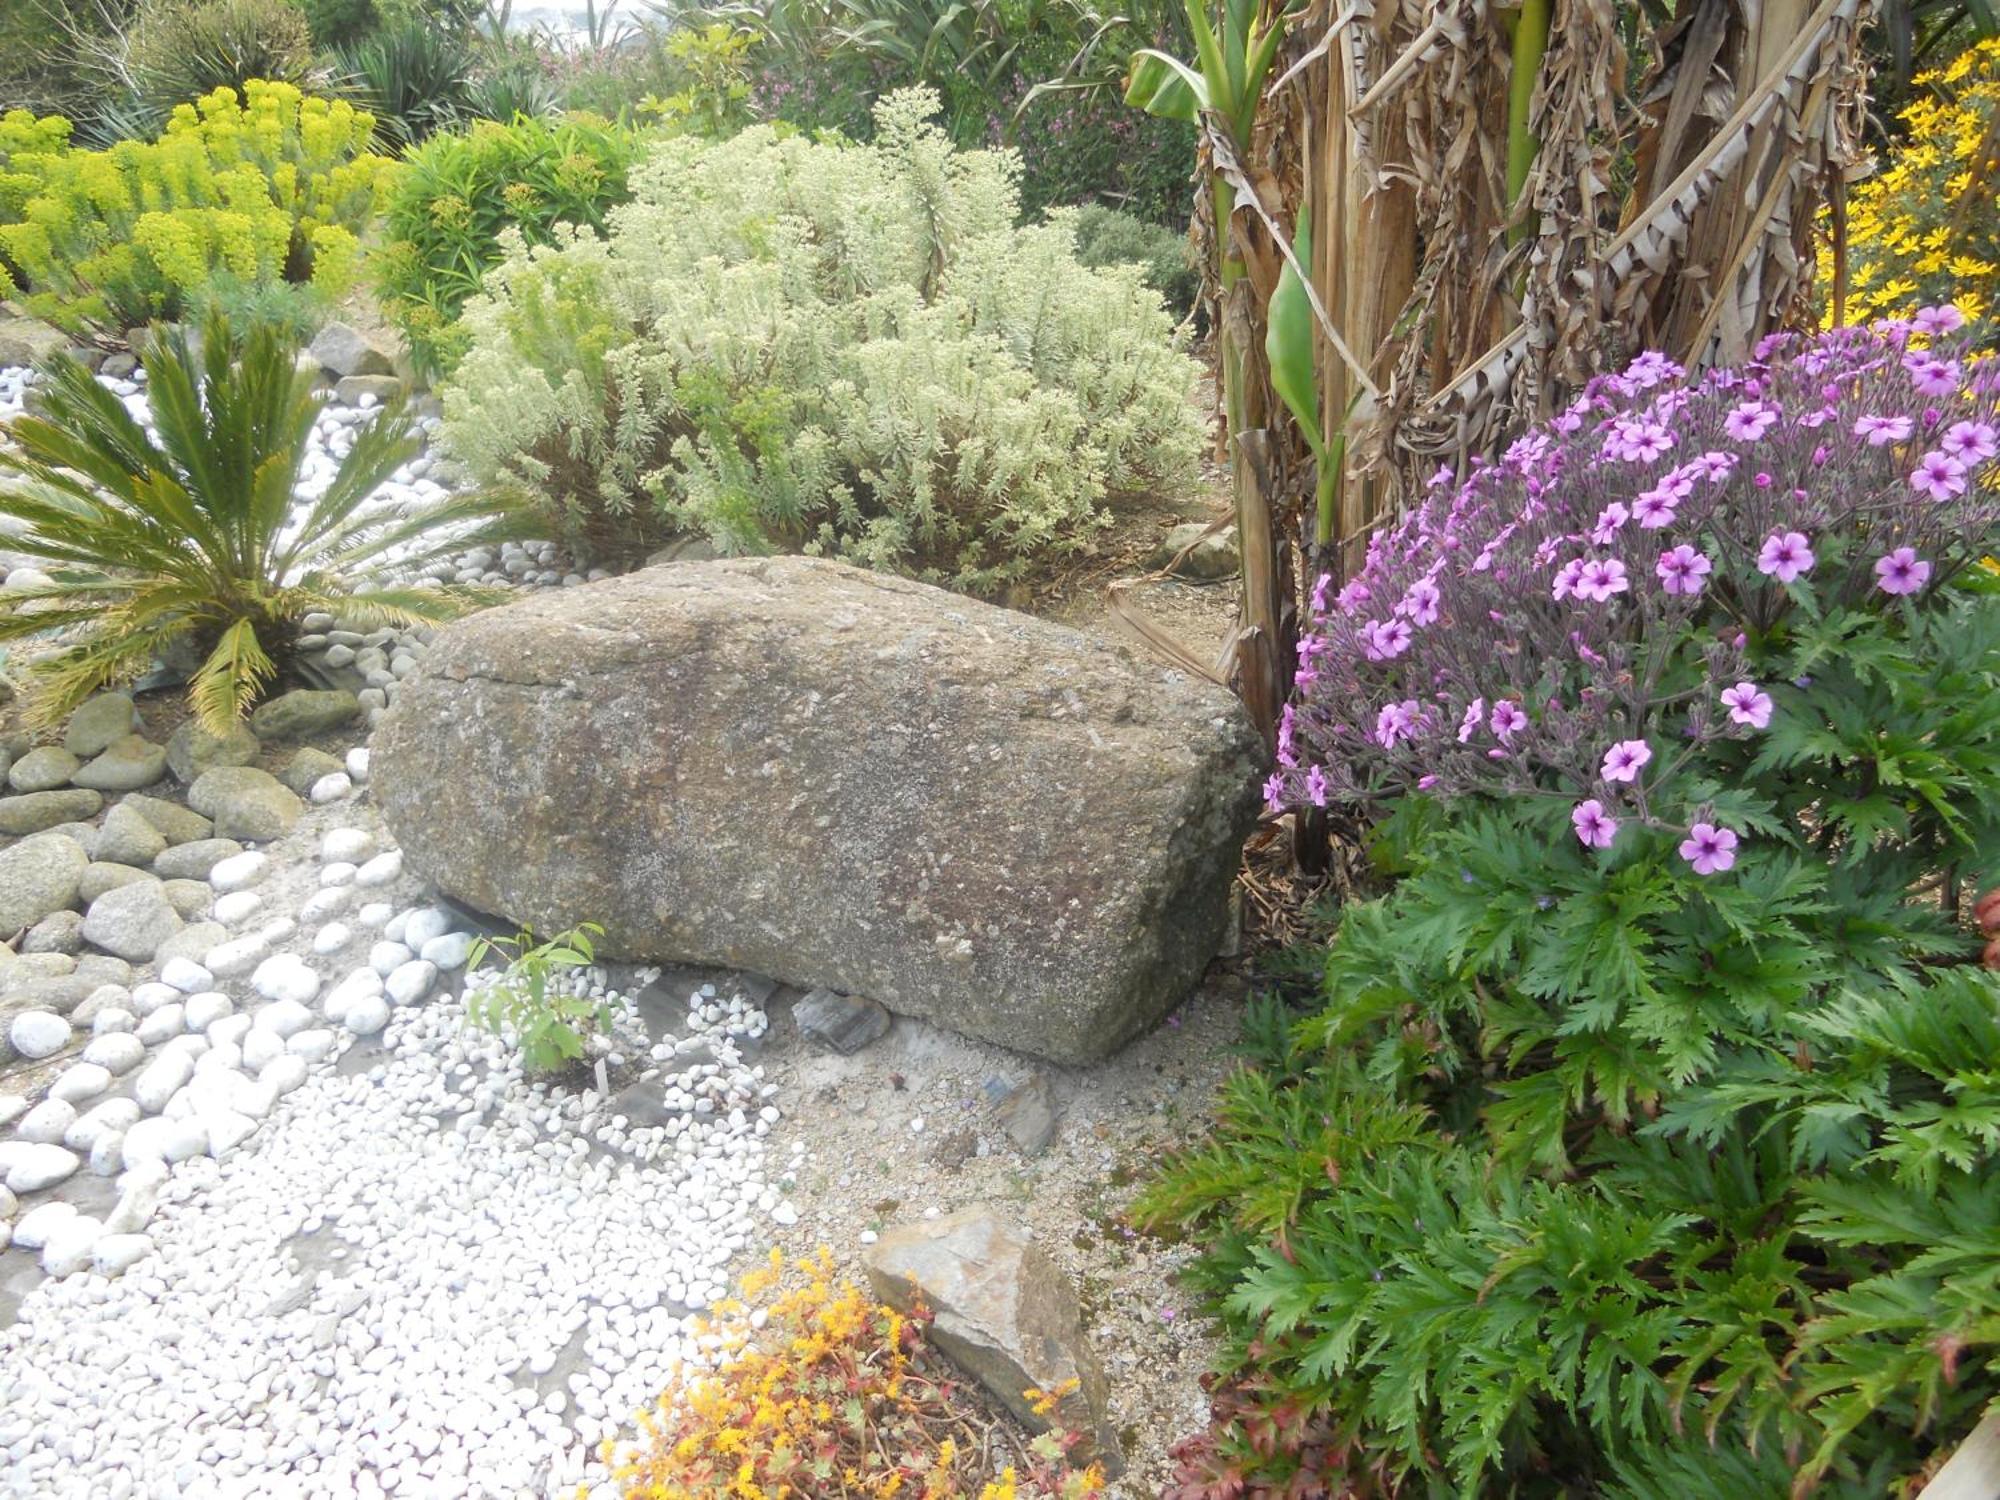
[120,0,321,122]
[0,80,393,334]
[466,922,611,1075]
[0,313,526,733]
[1068,202,1197,316]
[438,88,1202,589]
[1141,575,2000,1496]
[335,12,480,147]
[705,0,1198,222]
[372,110,642,378]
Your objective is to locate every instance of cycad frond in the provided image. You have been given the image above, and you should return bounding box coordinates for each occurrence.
[188,618,277,735]
[0,309,522,728]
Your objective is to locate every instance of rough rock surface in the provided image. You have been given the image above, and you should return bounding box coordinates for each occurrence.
[0,833,88,937]
[71,734,167,792]
[0,789,102,837]
[374,558,1260,1062]
[864,1207,1119,1471]
[165,722,261,784]
[187,766,303,842]
[306,321,396,378]
[248,689,362,742]
[63,692,140,757]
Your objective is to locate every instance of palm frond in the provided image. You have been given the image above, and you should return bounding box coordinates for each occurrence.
[188,617,276,734]
[20,626,181,732]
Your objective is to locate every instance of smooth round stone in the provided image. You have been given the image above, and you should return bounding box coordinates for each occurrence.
[260,1055,309,1095]
[345,747,370,782]
[419,932,476,970]
[132,1052,194,1113]
[342,993,391,1036]
[89,1007,136,1036]
[48,1063,112,1105]
[41,1213,107,1276]
[62,1097,140,1152]
[12,1200,78,1249]
[383,912,410,944]
[357,902,394,929]
[205,935,268,978]
[80,1032,146,1075]
[255,998,314,1039]
[5,1144,79,1193]
[404,909,452,949]
[133,1005,184,1046]
[128,982,179,1016]
[320,863,358,888]
[205,1110,259,1156]
[321,828,374,863]
[15,1098,78,1145]
[241,1028,285,1072]
[386,960,437,1006]
[252,955,320,1005]
[194,1040,243,1074]
[93,1232,154,1276]
[208,1013,253,1048]
[299,888,351,924]
[159,956,213,994]
[286,1029,336,1063]
[88,1132,125,1176]
[354,851,402,888]
[212,891,262,925]
[9,1010,71,1060]
[207,849,268,894]
[258,917,296,945]
[369,941,413,978]
[184,992,233,1032]
[309,773,353,804]
[312,923,353,956]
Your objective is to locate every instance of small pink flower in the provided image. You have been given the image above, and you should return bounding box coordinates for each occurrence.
[1374,698,1422,749]
[1873,546,1932,596]
[1630,487,1679,529]
[1398,577,1442,627]
[1853,413,1915,447]
[1940,420,1997,465]
[1600,738,1652,783]
[1458,698,1485,744]
[1719,681,1773,729]
[1261,773,1285,811]
[1679,822,1740,875]
[1904,352,1961,398]
[1490,700,1528,743]
[1305,765,1329,807]
[1575,558,1630,603]
[1551,557,1586,601]
[1656,544,1712,596]
[1591,503,1631,544]
[1362,618,1414,660]
[1724,401,1780,442]
[1571,799,1619,849]
[1909,450,1968,502]
[1692,450,1739,481]
[1756,531,1815,584]
[1914,303,1966,336]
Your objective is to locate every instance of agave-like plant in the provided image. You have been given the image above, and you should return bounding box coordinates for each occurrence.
[0,313,530,735]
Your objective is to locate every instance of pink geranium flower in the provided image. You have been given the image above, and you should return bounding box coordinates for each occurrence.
[1724,401,1780,441]
[1719,681,1773,729]
[1939,420,1997,465]
[1909,450,1968,502]
[1458,698,1485,744]
[1655,544,1712,596]
[1853,414,1914,447]
[1756,531,1815,583]
[1600,738,1651,783]
[1873,547,1932,596]
[1490,700,1528,743]
[1914,303,1967,336]
[1679,822,1740,875]
[1571,799,1619,849]
[1575,559,1630,603]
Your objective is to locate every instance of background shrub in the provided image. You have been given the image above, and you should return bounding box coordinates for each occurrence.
[438,88,1204,589]
[335,9,479,146]
[373,109,642,378]
[1145,319,2000,1495]
[1068,203,1198,319]
[0,80,393,333]
[118,0,322,125]
[1833,38,1999,329]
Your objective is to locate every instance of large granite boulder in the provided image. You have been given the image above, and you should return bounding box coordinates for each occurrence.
[373,557,1260,1062]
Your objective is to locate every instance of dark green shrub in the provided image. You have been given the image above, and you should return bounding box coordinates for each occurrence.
[371,109,642,378]
[120,0,321,119]
[1069,203,1197,316]
[296,0,378,48]
[1143,326,2000,1494]
[0,313,528,732]
[337,10,478,144]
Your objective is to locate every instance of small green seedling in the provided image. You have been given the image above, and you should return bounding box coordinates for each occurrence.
[465,921,611,1075]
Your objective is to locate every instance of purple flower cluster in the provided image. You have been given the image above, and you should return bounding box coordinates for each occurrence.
[1272,309,2000,873]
